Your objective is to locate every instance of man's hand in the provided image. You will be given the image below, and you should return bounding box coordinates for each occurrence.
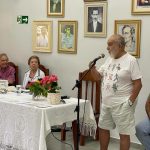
[129,79,142,103]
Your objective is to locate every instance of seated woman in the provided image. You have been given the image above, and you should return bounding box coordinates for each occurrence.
[23,55,45,89]
[0,53,15,85]
[136,94,150,150]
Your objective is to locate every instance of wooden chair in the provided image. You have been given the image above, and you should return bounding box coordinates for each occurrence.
[39,64,49,76]
[61,67,101,145]
[8,62,19,86]
[79,67,101,145]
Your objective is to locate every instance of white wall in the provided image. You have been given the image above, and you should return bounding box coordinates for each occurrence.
[0,0,150,144]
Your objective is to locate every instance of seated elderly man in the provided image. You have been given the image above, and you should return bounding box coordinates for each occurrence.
[136,94,150,150]
[0,53,15,85]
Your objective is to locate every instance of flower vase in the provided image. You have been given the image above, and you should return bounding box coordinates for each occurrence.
[47,93,61,104]
[32,94,40,101]
[32,94,45,101]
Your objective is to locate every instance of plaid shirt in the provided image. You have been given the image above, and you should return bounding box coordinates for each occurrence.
[0,65,15,83]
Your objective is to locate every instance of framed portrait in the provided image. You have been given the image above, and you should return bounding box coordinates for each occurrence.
[32,21,52,53]
[47,0,65,17]
[132,0,150,14]
[84,2,107,37]
[114,20,141,58]
[58,21,78,54]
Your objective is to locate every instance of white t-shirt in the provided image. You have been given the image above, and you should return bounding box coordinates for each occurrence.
[98,53,142,107]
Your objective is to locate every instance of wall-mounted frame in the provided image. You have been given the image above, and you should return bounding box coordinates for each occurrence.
[32,21,52,52]
[114,20,141,58]
[84,2,107,37]
[132,0,150,15]
[58,21,78,54]
[47,0,65,17]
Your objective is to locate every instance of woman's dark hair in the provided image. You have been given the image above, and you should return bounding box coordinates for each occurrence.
[28,55,40,65]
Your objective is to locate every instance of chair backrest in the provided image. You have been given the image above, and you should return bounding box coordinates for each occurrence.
[79,67,101,114]
[8,62,19,86]
[39,64,49,76]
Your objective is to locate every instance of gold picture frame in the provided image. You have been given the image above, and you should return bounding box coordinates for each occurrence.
[114,20,141,58]
[84,2,107,37]
[58,21,78,54]
[132,0,150,15]
[47,0,65,17]
[32,21,52,52]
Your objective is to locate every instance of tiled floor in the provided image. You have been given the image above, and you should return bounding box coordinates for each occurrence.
[46,131,144,150]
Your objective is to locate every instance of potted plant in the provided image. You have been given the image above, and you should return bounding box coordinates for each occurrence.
[28,75,61,103]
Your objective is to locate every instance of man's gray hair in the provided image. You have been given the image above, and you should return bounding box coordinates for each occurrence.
[115,34,126,47]
[0,53,8,60]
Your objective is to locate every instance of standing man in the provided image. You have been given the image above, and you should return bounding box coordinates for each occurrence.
[136,94,150,150]
[88,8,102,32]
[0,53,15,85]
[98,34,142,150]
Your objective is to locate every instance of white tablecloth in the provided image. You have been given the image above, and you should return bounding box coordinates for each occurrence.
[0,92,96,150]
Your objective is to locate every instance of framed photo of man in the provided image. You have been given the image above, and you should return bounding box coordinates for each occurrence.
[84,2,107,37]
[47,0,65,17]
[58,21,78,54]
[132,0,150,14]
[32,21,52,52]
[114,20,141,58]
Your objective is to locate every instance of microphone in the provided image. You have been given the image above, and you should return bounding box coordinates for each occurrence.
[92,54,105,63]
[91,54,105,64]
[89,54,105,68]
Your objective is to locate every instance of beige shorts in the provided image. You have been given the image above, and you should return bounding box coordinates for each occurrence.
[98,100,137,135]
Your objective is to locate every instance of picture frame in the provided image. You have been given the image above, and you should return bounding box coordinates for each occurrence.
[32,21,52,53]
[47,0,65,17]
[114,20,141,58]
[132,0,150,15]
[58,21,78,54]
[84,2,107,37]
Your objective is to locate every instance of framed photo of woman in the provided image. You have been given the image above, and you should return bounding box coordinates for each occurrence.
[114,20,141,58]
[32,21,52,52]
[58,21,78,54]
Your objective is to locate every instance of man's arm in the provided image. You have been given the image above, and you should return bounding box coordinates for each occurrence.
[145,94,150,119]
[129,78,142,103]
[8,67,15,85]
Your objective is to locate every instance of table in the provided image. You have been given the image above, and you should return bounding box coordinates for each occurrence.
[0,92,97,150]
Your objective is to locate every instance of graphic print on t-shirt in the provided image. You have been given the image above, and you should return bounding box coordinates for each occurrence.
[103,63,121,93]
